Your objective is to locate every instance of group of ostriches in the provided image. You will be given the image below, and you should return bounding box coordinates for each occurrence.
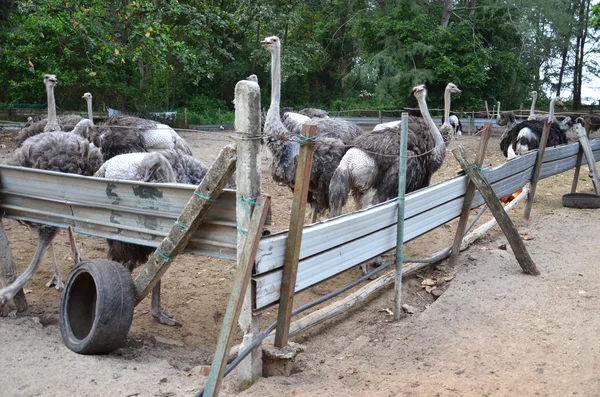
[0,74,230,326]
[2,36,574,316]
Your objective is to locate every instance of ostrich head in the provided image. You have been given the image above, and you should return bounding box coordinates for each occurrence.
[529,91,538,99]
[497,111,516,127]
[446,83,461,96]
[412,84,426,98]
[82,92,92,101]
[246,74,258,84]
[44,74,57,88]
[260,36,280,53]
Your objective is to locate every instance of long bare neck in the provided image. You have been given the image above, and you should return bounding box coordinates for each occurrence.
[265,47,282,128]
[418,94,444,147]
[86,98,93,121]
[443,88,451,126]
[548,97,558,123]
[529,94,537,119]
[46,83,57,127]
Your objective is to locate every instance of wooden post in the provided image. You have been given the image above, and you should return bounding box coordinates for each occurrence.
[218,108,222,124]
[471,111,475,135]
[133,145,237,302]
[571,146,584,193]
[448,123,492,267]
[497,101,501,119]
[274,123,316,348]
[204,196,270,397]
[184,107,187,125]
[394,113,409,321]
[453,146,540,276]
[524,121,551,219]
[378,110,382,124]
[576,124,600,194]
[485,101,490,119]
[233,79,263,386]
[0,222,27,315]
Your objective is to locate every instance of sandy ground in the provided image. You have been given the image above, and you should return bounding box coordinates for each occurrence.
[1,124,599,397]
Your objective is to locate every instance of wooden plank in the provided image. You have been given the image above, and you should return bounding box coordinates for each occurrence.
[454,146,539,275]
[524,121,551,219]
[275,123,316,348]
[133,145,237,303]
[571,146,584,193]
[449,123,492,267]
[204,196,270,397]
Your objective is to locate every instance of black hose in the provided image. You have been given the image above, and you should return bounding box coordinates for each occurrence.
[194,204,488,397]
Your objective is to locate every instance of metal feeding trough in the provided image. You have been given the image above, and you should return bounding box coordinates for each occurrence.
[562,193,600,209]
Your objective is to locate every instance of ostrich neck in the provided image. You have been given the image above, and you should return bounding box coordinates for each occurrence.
[265,48,282,129]
[417,95,444,148]
[548,97,557,123]
[86,99,93,121]
[47,84,57,126]
[443,88,451,125]
[529,95,537,118]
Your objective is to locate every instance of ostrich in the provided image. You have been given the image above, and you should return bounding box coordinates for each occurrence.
[15,74,84,147]
[328,84,448,275]
[497,111,517,141]
[82,92,93,121]
[88,115,192,162]
[441,112,463,138]
[500,96,567,159]
[0,132,103,304]
[158,148,236,189]
[95,152,181,325]
[329,84,448,217]
[261,35,363,219]
[528,91,559,123]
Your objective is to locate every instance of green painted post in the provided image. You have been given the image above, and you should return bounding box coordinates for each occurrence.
[394,112,409,321]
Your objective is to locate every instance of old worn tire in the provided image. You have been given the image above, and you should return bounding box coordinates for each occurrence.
[562,193,600,209]
[59,260,134,354]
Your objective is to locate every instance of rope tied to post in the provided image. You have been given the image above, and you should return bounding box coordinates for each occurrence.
[464,164,482,173]
[155,249,170,262]
[236,226,248,235]
[240,196,260,212]
[194,191,216,202]
[291,135,317,145]
[172,221,189,231]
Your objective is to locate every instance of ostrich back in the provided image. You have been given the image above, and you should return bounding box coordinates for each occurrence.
[158,149,208,185]
[10,132,102,176]
[312,118,363,144]
[500,120,567,157]
[15,115,84,147]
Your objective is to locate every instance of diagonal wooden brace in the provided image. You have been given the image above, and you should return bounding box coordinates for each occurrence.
[453,146,540,276]
[133,144,237,304]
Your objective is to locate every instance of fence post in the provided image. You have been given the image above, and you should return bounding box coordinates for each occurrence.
[485,101,489,119]
[394,113,409,321]
[184,108,187,125]
[524,121,552,220]
[378,110,382,124]
[274,123,316,348]
[234,79,263,387]
[219,108,222,124]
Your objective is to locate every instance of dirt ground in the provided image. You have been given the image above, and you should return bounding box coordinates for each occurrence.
[1,124,599,397]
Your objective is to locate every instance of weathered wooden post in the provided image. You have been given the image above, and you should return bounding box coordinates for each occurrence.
[234,79,263,387]
[448,123,492,267]
[394,113,409,321]
[184,107,188,125]
[576,124,600,194]
[485,100,490,119]
[524,120,551,219]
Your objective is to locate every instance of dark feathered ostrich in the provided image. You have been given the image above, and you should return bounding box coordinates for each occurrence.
[500,96,567,159]
[95,152,180,325]
[158,148,236,188]
[15,75,85,147]
[0,132,103,304]
[329,84,453,217]
[441,112,463,138]
[261,35,363,220]
[87,115,192,162]
[328,84,448,275]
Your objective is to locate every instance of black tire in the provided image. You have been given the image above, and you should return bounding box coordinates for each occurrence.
[562,193,600,209]
[59,260,134,354]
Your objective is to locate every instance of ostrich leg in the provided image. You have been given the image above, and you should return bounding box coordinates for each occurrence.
[45,242,65,290]
[0,226,59,304]
[150,281,181,326]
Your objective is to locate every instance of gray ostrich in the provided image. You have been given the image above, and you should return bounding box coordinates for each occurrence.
[158,148,236,188]
[261,35,363,220]
[329,84,449,217]
[528,91,558,123]
[15,74,84,147]
[87,115,192,162]
[500,96,567,159]
[0,132,103,304]
[95,152,180,325]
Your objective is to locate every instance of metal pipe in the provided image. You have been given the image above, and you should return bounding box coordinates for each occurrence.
[394,113,409,321]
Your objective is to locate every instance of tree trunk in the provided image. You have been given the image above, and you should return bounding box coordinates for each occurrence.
[556,44,569,97]
[440,0,453,27]
[470,0,477,16]
[573,0,589,110]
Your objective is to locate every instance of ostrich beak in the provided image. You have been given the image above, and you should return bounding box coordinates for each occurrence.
[556,99,564,107]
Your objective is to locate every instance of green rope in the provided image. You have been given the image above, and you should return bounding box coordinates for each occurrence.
[292,135,317,145]
[155,249,170,262]
[173,221,189,231]
[194,191,215,201]
[240,196,260,212]
[236,226,248,235]
[396,196,406,201]
[464,164,482,173]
